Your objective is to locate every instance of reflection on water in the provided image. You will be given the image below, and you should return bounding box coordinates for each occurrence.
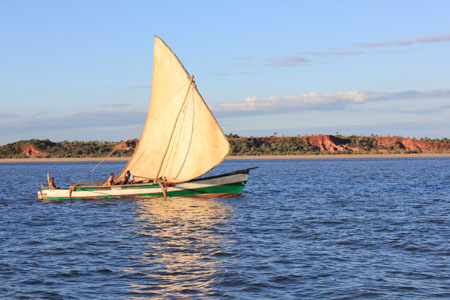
[3,159,449,299]
[126,197,234,299]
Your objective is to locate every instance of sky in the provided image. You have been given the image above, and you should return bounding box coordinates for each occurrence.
[1,0,449,145]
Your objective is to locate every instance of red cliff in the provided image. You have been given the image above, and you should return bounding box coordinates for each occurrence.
[233,135,450,154]
[300,135,352,152]
[117,139,139,151]
[372,136,450,152]
[21,145,46,157]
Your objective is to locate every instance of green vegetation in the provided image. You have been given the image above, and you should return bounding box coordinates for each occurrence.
[348,135,378,151]
[0,139,135,158]
[420,137,450,143]
[229,137,320,155]
[0,135,449,158]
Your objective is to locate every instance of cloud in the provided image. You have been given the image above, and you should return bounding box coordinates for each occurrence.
[264,33,449,69]
[211,88,450,117]
[265,56,311,67]
[302,50,363,57]
[356,34,450,48]
[374,49,408,54]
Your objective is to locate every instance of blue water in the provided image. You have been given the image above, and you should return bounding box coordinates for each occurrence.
[1,158,449,299]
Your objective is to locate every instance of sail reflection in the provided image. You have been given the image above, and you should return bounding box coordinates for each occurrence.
[126,197,235,299]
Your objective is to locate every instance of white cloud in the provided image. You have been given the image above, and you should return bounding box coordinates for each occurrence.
[245,95,258,102]
[211,88,450,117]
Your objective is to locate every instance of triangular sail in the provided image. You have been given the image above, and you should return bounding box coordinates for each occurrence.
[115,36,229,183]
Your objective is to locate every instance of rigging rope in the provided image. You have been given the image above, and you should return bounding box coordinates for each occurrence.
[160,85,191,176]
[77,123,144,183]
[154,75,195,180]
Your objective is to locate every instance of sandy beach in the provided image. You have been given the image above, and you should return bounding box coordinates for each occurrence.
[225,153,450,159]
[1,153,449,163]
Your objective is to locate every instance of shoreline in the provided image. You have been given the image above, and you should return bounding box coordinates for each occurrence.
[1,153,449,163]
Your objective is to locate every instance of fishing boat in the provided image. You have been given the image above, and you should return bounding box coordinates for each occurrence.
[37,36,256,201]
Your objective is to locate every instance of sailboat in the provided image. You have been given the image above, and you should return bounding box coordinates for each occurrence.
[37,36,256,201]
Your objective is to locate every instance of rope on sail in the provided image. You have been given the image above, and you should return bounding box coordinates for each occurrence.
[173,86,196,179]
[77,123,144,183]
[160,91,187,176]
[114,78,194,182]
[154,75,195,181]
[160,84,194,177]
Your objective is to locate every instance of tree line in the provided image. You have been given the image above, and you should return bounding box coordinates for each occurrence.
[0,135,449,158]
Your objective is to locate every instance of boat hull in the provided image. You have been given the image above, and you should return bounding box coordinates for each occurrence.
[37,168,253,201]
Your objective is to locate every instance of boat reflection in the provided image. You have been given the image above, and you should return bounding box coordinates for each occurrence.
[126,196,235,299]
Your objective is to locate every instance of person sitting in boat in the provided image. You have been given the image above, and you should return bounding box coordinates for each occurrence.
[158,176,170,188]
[49,177,58,189]
[103,173,115,186]
[123,170,135,184]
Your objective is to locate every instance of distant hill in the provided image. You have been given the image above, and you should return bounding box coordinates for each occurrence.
[229,135,450,155]
[0,139,138,159]
[0,135,449,158]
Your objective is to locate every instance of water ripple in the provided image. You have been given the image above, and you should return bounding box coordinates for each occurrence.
[0,159,449,299]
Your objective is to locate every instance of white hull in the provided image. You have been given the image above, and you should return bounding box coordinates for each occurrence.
[38,169,253,201]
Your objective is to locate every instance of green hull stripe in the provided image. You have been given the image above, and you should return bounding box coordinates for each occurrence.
[43,181,247,200]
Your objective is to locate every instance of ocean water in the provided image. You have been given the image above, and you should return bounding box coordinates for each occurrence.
[0,158,449,299]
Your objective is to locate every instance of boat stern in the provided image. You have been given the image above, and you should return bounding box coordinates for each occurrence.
[37,186,47,200]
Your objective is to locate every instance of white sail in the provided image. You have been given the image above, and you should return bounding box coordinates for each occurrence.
[116,36,229,183]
